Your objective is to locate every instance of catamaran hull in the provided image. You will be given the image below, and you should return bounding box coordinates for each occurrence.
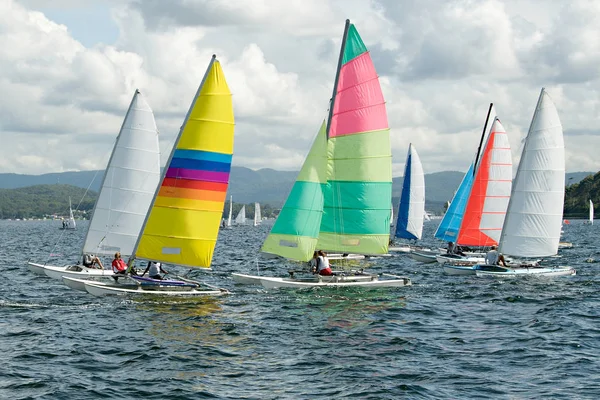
[475,266,576,277]
[436,255,484,265]
[409,250,437,263]
[443,265,478,275]
[388,245,413,253]
[62,276,91,292]
[231,273,264,285]
[43,265,112,280]
[83,281,229,297]
[27,262,47,275]
[259,274,412,289]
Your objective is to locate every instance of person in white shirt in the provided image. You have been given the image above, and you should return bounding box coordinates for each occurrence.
[142,261,168,280]
[485,245,507,266]
[316,250,333,276]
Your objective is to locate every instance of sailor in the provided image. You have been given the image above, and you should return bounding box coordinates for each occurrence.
[485,245,507,266]
[316,250,333,276]
[142,260,168,280]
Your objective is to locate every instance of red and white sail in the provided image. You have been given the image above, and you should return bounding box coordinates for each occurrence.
[457,118,512,246]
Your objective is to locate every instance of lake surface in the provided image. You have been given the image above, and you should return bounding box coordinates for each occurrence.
[1,219,598,399]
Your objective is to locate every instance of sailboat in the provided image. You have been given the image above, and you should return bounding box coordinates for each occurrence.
[235,20,411,289]
[389,143,425,253]
[235,205,246,225]
[28,90,160,280]
[254,202,261,226]
[226,195,233,228]
[586,199,594,225]
[76,55,235,296]
[475,88,575,277]
[59,197,77,230]
[441,115,513,272]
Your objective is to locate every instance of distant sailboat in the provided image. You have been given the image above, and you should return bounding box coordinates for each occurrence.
[254,202,262,226]
[235,205,246,225]
[61,197,77,230]
[389,143,425,253]
[587,199,594,225]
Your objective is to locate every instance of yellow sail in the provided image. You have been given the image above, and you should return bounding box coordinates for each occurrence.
[134,56,234,268]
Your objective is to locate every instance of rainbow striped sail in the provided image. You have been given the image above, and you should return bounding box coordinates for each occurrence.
[261,121,328,261]
[316,20,392,255]
[132,56,234,268]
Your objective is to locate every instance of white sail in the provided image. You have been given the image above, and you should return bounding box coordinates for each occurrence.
[254,202,261,226]
[235,205,246,225]
[499,88,564,257]
[589,199,594,225]
[82,90,160,257]
[227,195,233,227]
[67,197,76,229]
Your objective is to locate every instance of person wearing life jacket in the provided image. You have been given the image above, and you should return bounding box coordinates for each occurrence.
[141,261,168,280]
[316,250,333,276]
[111,252,127,274]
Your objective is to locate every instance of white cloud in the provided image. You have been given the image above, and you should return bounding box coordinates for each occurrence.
[1,0,599,178]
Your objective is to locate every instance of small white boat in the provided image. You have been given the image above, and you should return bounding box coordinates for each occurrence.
[436,254,485,265]
[259,273,412,289]
[474,265,576,278]
[443,264,479,275]
[42,264,113,280]
[558,242,573,249]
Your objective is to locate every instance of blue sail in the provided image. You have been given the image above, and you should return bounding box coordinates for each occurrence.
[394,144,425,240]
[434,163,474,242]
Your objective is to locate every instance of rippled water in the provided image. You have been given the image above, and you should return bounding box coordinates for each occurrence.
[1,219,599,399]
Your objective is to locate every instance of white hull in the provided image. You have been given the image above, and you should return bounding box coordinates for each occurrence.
[259,274,412,289]
[83,280,229,297]
[409,250,437,263]
[558,242,573,249]
[231,273,264,285]
[436,254,484,265]
[475,265,576,277]
[443,265,478,275]
[42,264,113,280]
[27,262,47,275]
[388,245,413,253]
[62,276,92,292]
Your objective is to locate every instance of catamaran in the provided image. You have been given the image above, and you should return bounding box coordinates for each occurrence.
[59,197,77,230]
[73,55,235,296]
[235,205,246,225]
[254,202,262,226]
[474,89,575,278]
[389,143,425,253]
[28,90,160,280]
[233,20,411,289]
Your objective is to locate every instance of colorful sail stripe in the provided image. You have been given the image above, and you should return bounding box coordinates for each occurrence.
[135,59,234,268]
[434,163,474,242]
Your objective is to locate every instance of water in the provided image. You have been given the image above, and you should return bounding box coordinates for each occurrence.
[1,219,599,399]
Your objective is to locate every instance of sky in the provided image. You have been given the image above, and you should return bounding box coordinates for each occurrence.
[1,0,599,176]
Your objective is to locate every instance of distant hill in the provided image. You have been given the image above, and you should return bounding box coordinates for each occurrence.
[0,169,595,215]
[564,172,600,218]
[0,184,97,219]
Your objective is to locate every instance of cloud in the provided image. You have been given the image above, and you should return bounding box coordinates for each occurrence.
[1,0,599,178]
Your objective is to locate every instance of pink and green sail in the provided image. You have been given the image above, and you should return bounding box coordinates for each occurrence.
[316,21,392,255]
[261,21,391,260]
[260,122,328,261]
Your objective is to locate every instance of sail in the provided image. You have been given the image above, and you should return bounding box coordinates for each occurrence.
[316,21,392,255]
[456,118,512,246]
[235,205,246,224]
[395,143,425,240]
[68,197,76,229]
[499,88,564,257]
[434,163,475,242]
[590,199,594,224]
[254,203,261,226]
[133,57,234,268]
[261,121,328,261]
[227,195,232,227]
[82,90,160,256]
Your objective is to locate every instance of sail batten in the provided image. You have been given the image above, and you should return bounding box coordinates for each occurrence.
[133,58,234,268]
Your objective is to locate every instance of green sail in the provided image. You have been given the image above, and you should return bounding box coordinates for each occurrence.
[260,121,328,261]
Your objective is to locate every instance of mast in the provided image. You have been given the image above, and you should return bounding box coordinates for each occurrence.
[473,102,493,176]
[81,90,141,255]
[325,19,350,139]
[128,56,217,267]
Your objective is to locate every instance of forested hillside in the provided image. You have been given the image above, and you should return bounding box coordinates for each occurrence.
[564,172,600,218]
[0,185,96,219]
